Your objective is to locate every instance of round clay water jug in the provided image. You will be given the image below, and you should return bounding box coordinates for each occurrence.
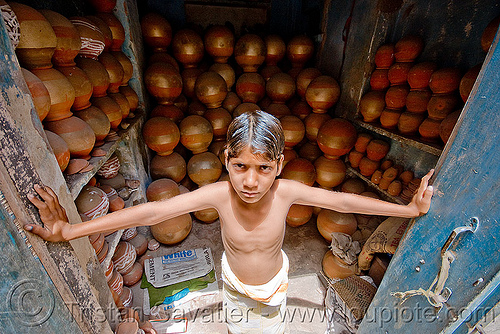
[44,116,95,159]
[151,104,184,124]
[264,34,286,66]
[341,178,366,194]
[187,152,222,186]
[75,186,109,220]
[234,34,266,72]
[429,67,462,94]
[359,90,385,123]
[21,68,51,121]
[188,100,206,116]
[314,156,346,189]
[426,93,460,120]
[75,57,110,98]
[280,115,305,148]
[235,72,266,103]
[366,139,390,161]
[354,133,373,153]
[142,117,180,156]
[286,204,313,227]
[195,71,228,108]
[86,15,112,52]
[265,103,291,119]
[232,102,260,117]
[459,64,481,103]
[405,89,432,113]
[74,105,110,146]
[195,208,219,224]
[203,107,232,141]
[56,65,93,112]
[296,67,322,100]
[374,44,395,69]
[97,154,120,179]
[111,51,133,86]
[266,72,296,103]
[394,35,424,62]
[317,209,357,240]
[407,62,437,90]
[99,52,124,93]
[95,12,125,52]
[281,148,298,171]
[397,111,425,135]
[322,251,357,280]
[181,67,203,99]
[419,117,441,141]
[140,12,172,52]
[439,110,460,144]
[44,130,70,172]
[70,17,105,60]
[108,92,130,119]
[380,108,402,129]
[204,24,234,63]
[385,84,410,109]
[148,51,180,72]
[150,152,186,182]
[119,85,139,112]
[281,158,316,186]
[146,178,180,202]
[388,62,412,85]
[304,112,331,143]
[481,15,500,53]
[260,65,281,82]
[291,100,312,120]
[145,62,182,105]
[286,35,314,68]
[370,68,390,91]
[171,28,204,68]
[298,141,322,162]
[317,118,357,159]
[179,115,213,154]
[151,214,192,245]
[90,96,122,129]
[305,76,340,113]
[209,63,235,91]
[112,241,137,275]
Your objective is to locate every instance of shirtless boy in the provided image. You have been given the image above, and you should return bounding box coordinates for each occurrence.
[26,111,434,334]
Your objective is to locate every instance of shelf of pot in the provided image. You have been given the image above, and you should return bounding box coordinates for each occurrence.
[66,110,146,200]
[355,119,443,157]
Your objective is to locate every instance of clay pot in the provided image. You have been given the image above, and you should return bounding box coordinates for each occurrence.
[281,158,316,186]
[209,63,235,91]
[112,241,137,275]
[459,64,482,102]
[99,173,126,189]
[187,152,222,186]
[265,34,286,66]
[122,262,143,286]
[142,117,180,156]
[75,57,110,97]
[235,72,266,103]
[181,67,203,99]
[151,104,184,124]
[388,62,412,85]
[234,34,266,72]
[317,209,357,239]
[419,117,441,141]
[305,76,340,113]
[148,51,180,71]
[233,102,260,117]
[128,233,148,256]
[304,112,331,143]
[89,232,105,254]
[44,116,95,159]
[348,150,364,168]
[286,204,313,227]
[0,0,20,50]
[265,103,291,119]
[10,2,57,69]
[322,251,357,280]
[427,93,460,120]
[73,105,111,146]
[111,51,133,86]
[95,12,125,52]
[119,85,139,112]
[209,140,227,165]
[354,133,373,153]
[21,68,51,121]
[405,89,432,113]
[380,108,402,129]
[87,0,116,13]
[286,35,314,68]
[75,186,109,219]
[90,96,122,129]
[296,67,322,100]
[314,156,346,189]
[282,148,298,170]
[108,193,125,212]
[150,152,186,182]
[70,17,105,60]
[374,44,395,69]
[366,139,390,161]
[188,100,206,116]
[291,100,312,120]
[195,72,228,108]
[407,62,437,90]
[171,28,204,68]
[44,130,70,172]
[359,90,385,122]
[86,15,112,52]
[298,141,322,162]
[358,157,380,177]
[54,66,92,112]
[174,94,188,113]
[317,118,357,159]
[219,86,239,111]
[481,15,500,53]
[370,69,390,91]
[97,154,120,179]
[387,180,403,196]
[39,10,80,67]
[385,85,409,109]
[260,65,281,82]
[341,178,366,194]
[31,68,75,121]
[194,208,219,223]
[397,111,426,135]
[394,35,424,62]
[108,92,130,119]
[98,52,124,93]
[140,12,172,52]
[108,269,123,296]
[266,73,296,103]
[144,62,183,105]
[204,25,234,63]
[203,107,232,141]
[371,170,383,184]
[180,115,213,154]
[147,178,180,201]
[429,68,462,94]
[151,214,192,245]
[439,110,461,144]
[280,115,305,149]
[259,96,273,110]
[97,240,109,263]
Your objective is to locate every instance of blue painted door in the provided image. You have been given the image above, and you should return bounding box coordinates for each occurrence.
[358,29,500,333]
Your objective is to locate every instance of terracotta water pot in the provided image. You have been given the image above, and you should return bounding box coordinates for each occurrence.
[98,52,124,93]
[427,93,460,120]
[380,108,402,129]
[209,140,227,165]
[286,35,314,68]
[429,67,462,94]
[281,158,316,186]
[370,68,390,91]
[481,15,500,53]
[260,65,281,82]
[181,67,203,99]
[119,85,139,112]
[266,73,296,103]
[44,116,95,159]
[234,34,266,72]
[296,67,322,99]
[75,186,109,219]
[203,107,232,141]
[232,102,260,117]
[265,34,286,66]
[194,208,219,224]
[89,232,105,254]
[366,139,390,161]
[188,100,206,116]
[388,62,412,85]
[74,105,110,146]
[97,154,120,179]
[44,130,70,172]
[87,0,116,13]
[151,214,192,245]
[111,51,133,86]
[122,262,143,287]
[317,209,357,240]
[87,15,112,52]
[322,251,357,280]
[298,141,322,161]
[10,2,56,69]
[31,67,75,121]
[407,62,437,90]
[341,178,366,194]
[317,118,357,159]
[459,64,481,102]
[90,96,122,129]
[70,17,105,60]
[405,89,432,113]
[281,148,298,170]
[385,85,409,109]
[95,12,125,52]
[148,51,180,71]
[151,104,184,124]
[354,133,373,153]
[75,57,110,97]
[265,103,291,119]
[204,25,234,63]
[112,241,137,275]
[314,156,346,189]
[419,117,441,141]
[142,116,180,156]
[439,110,461,144]
[171,28,204,68]
[108,269,123,296]
[144,62,183,105]
[397,111,425,135]
[180,115,213,154]
[174,94,188,113]
[291,100,312,120]
[99,173,126,189]
[56,65,93,112]
[286,204,313,227]
[259,96,273,110]
[128,233,148,255]
[187,152,222,186]
[209,63,235,91]
[305,76,340,113]
[370,170,383,184]
[108,92,130,119]
[140,12,172,52]
[359,90,385,123]
[348,150,364,168]
[358,157,380,177]
[150,152,186,182]
[394,35,424,62]
[39,10,81,67]
[195,72,228,108]
[21,68,50,121]
[280,115,305,148]
[146,178,180,201]
[235,72,266,103]
[304,112,331,143]
[374,44,395,69]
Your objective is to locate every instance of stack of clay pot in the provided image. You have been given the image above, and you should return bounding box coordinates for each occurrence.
[109,240,136,307]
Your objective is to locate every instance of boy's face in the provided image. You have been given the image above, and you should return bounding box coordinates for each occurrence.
[225,146,283,204]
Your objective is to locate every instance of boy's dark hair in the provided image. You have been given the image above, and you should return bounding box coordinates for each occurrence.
[226,110,285,161]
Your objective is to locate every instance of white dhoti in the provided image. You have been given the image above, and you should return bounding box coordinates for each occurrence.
[221,250,289,334]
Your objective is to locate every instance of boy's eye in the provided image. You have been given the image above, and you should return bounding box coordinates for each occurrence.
[260,165,272,172]
[234,163,245,169]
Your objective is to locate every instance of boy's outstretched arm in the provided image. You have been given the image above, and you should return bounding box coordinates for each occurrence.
[289,169,434,218]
